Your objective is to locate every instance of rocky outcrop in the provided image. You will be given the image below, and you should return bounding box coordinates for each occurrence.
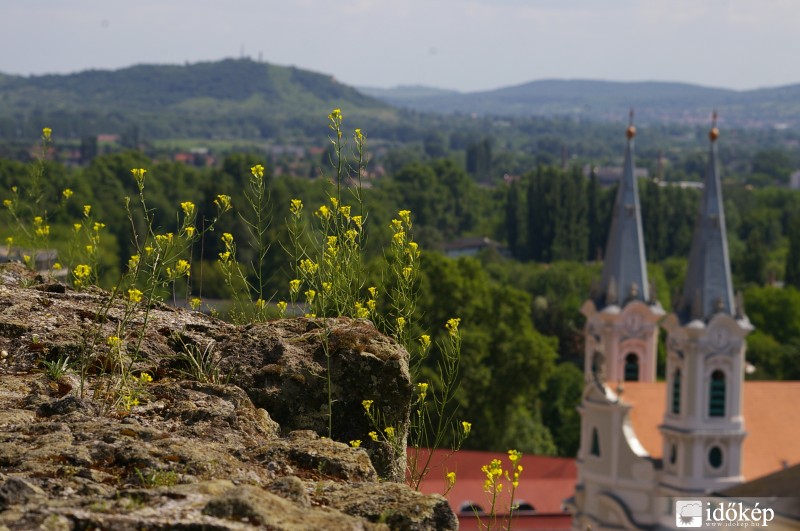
[0,263,456,530]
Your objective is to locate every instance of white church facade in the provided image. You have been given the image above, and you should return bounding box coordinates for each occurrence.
[569,118,757,529]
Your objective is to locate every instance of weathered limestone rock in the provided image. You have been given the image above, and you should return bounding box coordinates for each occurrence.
[0,263,455,530]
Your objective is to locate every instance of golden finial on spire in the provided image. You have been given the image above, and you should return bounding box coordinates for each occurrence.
[709,110,719,142]
[626,108,636,139]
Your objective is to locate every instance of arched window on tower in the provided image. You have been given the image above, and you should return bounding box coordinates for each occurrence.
[624,353,639,381]
[671,369,682,414]
[590,428,600,457]
[591,352,604,382]
[709,370,726,417]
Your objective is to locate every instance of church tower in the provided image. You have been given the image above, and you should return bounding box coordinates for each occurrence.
[660,117,752,495]
[572,119,665,529]
[581,116,664,386]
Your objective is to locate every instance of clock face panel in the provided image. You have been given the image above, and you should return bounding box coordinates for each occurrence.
[709,327,728,350]
[624,313,642,335]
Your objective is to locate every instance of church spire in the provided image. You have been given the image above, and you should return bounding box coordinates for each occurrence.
[595,111,650,309]
[675,113,735,323]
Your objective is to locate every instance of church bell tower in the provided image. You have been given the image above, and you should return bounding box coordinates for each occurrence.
[659,116,752,495]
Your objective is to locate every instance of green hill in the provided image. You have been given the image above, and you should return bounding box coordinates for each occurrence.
[0,59,394,140]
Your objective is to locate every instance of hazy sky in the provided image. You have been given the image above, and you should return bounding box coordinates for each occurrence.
[3,0,799,92]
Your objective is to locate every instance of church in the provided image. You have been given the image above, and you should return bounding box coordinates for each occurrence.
[568,118,800,529]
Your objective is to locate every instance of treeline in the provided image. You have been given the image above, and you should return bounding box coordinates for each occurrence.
[2,150,799,457]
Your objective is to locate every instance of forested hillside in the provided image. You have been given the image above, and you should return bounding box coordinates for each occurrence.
[0,59,392,140]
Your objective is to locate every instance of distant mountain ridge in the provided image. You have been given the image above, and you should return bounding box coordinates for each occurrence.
[3,59,800,140]
[360,79,800,129]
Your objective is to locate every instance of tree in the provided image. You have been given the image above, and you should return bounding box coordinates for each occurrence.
[785,215,800,289]
[739,230,767,285]
[505,181,522,259]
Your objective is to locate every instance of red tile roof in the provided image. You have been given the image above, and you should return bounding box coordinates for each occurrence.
[412,448,575,529]
[621,381,800,480]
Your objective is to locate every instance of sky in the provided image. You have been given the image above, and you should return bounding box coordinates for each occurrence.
[3,0,800,93]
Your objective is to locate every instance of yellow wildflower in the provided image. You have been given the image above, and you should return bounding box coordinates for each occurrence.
[362,400,373,411]
[462,421,472,436]
[446,318,461,337]
[130,168,147,182]
[289,279,301,295]
[398,210,411,225]
[305,289,316,304]
[322,282,332,292]
[366,299,376,312]
[155,233,174,245]
[83,205,91,217]
[190,298,202,310]
[221,232,234,245]
[290,198,303,215]
[93,222,105,232]
[2,199,11,209]
[107,336,121,347]
[368,286,377,298]
[180,201,195,216]
[42,127,52,140]
[62,188,73,199]
[339,205,351,219]
[73,264,91,280]
[277,300,288,315]
[127,288,143,303]
[53,262,62,270]
[368,431,379,442]
[349,440,361,448]
[299,259,318,275]
[175,259,191,277]
[73,223,82,232]
[417,382,428,400]
[250,164,265,178]
[355,303,369,319]
[214,194,232,211]
[446,471,456,488]
[392,231,405,245]
[4,236,12,246]
[352,215,363,228]
[396,316,406,331]
[139,372,153,383]
[384,426,395,439]
[419,334,431,350]
[315,205,330,219]
[218,251,231,262]
[184,226,195,237]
